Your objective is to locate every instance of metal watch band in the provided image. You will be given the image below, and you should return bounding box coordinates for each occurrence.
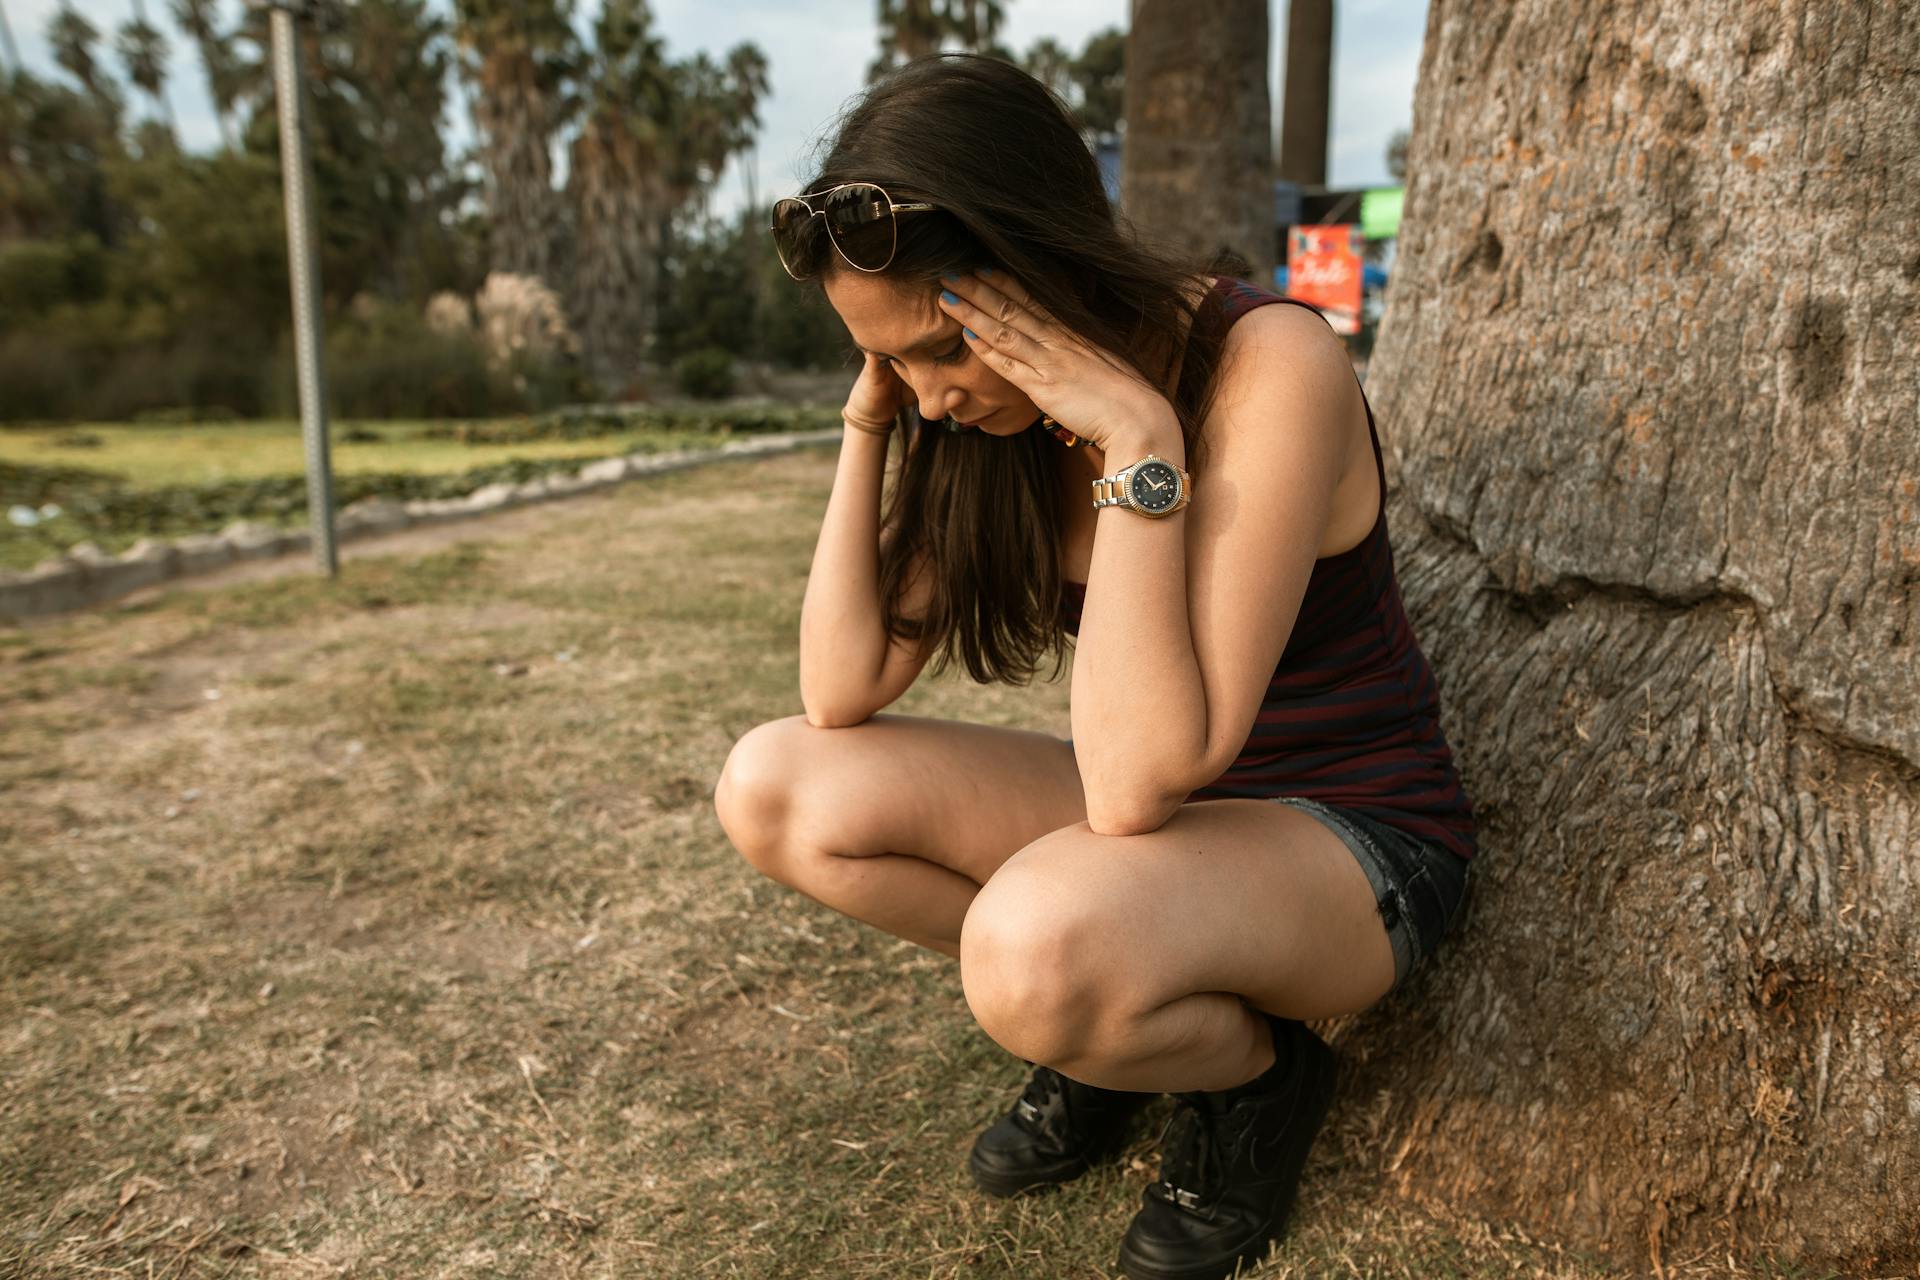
[1091,476,1133,509]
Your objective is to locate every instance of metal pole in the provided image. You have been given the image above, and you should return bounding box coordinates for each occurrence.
[265,0,338,577]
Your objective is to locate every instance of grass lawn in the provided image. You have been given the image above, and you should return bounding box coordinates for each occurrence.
[0,447,1783,1278]
[0,418,738,489]
[0,409,835,574]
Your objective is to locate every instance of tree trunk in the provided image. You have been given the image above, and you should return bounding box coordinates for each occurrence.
[1121,0,1273,281]
[568,118,664,394]
[1337,2,1920,1273]
[1275,0,1331,185]
[476,47,557,286]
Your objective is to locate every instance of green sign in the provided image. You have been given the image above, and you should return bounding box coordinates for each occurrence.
[1360,187,1404,240]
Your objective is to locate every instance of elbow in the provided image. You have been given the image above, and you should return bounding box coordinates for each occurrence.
[1086,811,1165,837]
[1083,791,1184,837]
[802,702,874,729]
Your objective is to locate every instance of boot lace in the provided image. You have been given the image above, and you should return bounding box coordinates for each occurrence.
[1149,1093,1246,1218]
[1009,1065,1069,1146]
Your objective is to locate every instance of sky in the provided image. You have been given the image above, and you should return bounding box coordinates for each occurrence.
[9,0,1429,218]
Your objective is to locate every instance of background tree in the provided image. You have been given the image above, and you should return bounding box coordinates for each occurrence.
[566,0,672,390]
[1384,125,1408,182]
[168,0,238,150]
[0,0,20,76]
[0,69,118,243]
[1338,2,1920,1270]
[46,3,122,131]
[1275,0,1331,185]
[868,0,1004,84]
[452,0,579,286]
[1014,27,1122,148]
[115,0,173,134]
[1069,25,1124,145]
[227,0,470,306]
[1018,33,1072,98]
[1121,0,1271,279]
[721,42,769,213]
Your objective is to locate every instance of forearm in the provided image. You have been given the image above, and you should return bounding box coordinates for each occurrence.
[1069,418,1207,833]
[798,423,896,723]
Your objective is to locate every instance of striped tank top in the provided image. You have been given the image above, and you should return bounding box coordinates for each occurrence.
[1058,277,1477,862]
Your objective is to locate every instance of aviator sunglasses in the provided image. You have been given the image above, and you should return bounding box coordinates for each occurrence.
[769,181,937,279]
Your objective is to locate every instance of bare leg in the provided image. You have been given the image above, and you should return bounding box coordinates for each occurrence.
[713,713,1088,961]
[779,846,978,959]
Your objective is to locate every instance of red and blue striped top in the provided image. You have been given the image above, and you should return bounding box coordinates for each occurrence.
[1059,277,1477,862]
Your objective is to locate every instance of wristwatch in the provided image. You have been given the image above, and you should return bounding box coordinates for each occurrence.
[1091,453,1192,517]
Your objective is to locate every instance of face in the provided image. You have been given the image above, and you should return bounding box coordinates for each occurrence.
[822,268,1039,436]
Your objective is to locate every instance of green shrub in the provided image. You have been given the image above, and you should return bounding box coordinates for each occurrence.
[262,302,519,420]
[0,237,107,332]
[673,347,737,400]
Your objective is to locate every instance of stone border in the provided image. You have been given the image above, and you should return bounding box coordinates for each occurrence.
[0,429,843,622]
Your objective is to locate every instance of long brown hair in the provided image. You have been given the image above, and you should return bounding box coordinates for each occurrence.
[786,52,1247,687]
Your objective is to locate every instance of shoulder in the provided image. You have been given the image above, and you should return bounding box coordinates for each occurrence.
[1214,293,1352,398]
[1197,293,1361,462]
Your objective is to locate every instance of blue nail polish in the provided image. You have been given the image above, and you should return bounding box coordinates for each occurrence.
[963,327,976,339]
[979,265,995,276]
[940,273,958,284]
[940,289,958,305]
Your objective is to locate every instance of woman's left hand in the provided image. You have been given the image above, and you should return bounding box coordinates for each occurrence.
[936,269,1179,455]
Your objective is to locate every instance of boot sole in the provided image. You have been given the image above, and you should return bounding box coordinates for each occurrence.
[968,1145,1104,1197]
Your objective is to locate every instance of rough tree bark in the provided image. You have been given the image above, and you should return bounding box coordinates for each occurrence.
[1122,0,1274,281]
[472,46,560,287]
[1330,2,1919,1273]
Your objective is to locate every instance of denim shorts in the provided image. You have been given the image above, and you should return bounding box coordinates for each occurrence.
[1059,738,1470,993]
[1264,795,1471,993]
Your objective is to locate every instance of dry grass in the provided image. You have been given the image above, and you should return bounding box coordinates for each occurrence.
[0,446,1830,1279]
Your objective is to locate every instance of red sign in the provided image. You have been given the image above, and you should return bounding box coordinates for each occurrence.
[1287,224,1363,335]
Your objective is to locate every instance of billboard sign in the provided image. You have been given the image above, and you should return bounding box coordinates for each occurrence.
[1286,224,1364,335]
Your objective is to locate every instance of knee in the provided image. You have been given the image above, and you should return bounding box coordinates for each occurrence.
[959,874,1110,1066]
[713,714,810,876]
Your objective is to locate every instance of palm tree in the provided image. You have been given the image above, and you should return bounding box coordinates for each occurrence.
[1121,0,1272,280]
[868,0,1004,84]
[168,0,237,150]
[566,0,673,386]
[943,0,1004,51]
[116,0,174,134]
[566,2,768,388]
[1021,35,1074,100]
[1072,26,1125,144]
[0,0,23,76]
[47,3,122,127]
[452,0,580,286]
[723,42,768,213]
[1276,0,1332,185]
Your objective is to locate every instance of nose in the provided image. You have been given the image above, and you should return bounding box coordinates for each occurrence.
[911,374,965,424]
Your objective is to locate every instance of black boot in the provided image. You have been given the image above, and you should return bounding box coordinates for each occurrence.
[968,1061,1158,1197]
[1115,1016,1337,1280]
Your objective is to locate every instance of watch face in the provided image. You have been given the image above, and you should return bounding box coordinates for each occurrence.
[1127,459,1184,513]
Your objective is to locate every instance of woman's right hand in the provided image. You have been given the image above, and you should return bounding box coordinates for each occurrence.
[843,352,911,434]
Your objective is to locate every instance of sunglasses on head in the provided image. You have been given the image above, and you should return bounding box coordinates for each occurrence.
[769,181,938,280]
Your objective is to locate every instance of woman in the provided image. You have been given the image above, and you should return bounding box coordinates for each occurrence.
[713,53,1475,1280]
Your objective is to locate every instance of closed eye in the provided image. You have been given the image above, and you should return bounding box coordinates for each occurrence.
[876,338,968,371]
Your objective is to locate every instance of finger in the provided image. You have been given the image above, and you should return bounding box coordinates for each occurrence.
[937,280,1049,377]
[975,267,1060,330]
[956,321,1037,386]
